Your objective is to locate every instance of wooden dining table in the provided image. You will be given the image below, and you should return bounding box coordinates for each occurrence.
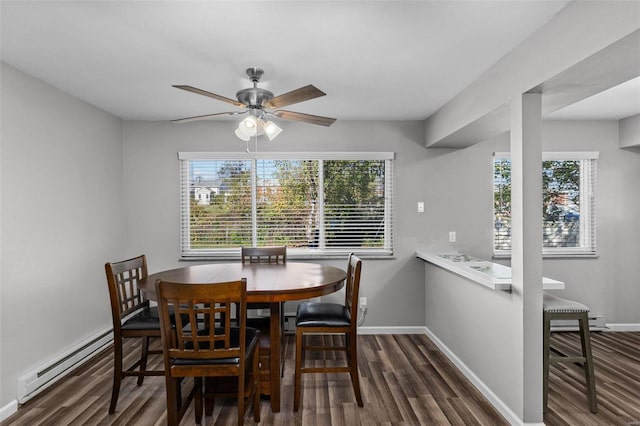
[138,261,347,412]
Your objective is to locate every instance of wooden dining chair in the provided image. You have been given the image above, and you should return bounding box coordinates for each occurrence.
[240,245,287,321]
[294,253,363,411]
[241,245,287,386]
[156,278,261,426]
[104,254,164,414]
[241,245,287,265]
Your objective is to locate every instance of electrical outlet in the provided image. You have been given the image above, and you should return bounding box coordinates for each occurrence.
[359,297,367,309]
[449,231,456,243]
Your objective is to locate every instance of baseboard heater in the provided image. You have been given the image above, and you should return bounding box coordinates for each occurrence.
[16,328,113,403]
[551,314,607,332]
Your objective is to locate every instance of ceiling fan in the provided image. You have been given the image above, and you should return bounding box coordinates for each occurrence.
[171,67,336,140]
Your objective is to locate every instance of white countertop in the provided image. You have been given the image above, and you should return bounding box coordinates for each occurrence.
[416,250,565,291]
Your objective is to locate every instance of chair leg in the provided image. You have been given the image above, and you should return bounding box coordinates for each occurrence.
[176,377,183,414]
[344,334,350,366]
[253,349,261,422]
[280,302,286,378]
[137,336,150,386]
[165,377,180,426]
[109,338,123,414]
[542,312,551,414]
[194,377,203,424]
[294,328,303,412]
[237,369,245,426]
[579,313,598,414]
[204,379,215,416]
[347,332,363,406]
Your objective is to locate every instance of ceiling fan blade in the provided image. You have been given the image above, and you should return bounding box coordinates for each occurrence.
[264,85,326,109]
[173,85,245,107]
[273,110,336,127]
[171,111,245,124]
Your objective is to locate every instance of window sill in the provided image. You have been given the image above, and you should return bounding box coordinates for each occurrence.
[492,253,599,260]
[180,251,395,262]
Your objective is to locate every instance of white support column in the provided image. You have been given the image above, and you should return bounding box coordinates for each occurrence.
[510,92,543,423]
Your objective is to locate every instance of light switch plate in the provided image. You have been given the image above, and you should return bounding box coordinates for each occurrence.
[417,202,425,213]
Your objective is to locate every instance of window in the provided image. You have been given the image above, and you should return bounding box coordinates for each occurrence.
[493,152,597,257]
[179,152,394,258]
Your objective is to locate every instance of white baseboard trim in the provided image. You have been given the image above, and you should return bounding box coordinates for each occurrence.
[0,400,18,422]
[357,326,427,335]
[606,323,640,332]
[424,327,524,426]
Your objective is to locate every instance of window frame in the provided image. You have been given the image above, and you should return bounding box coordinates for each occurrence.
[493,151,598,258]
[178,151,395,260]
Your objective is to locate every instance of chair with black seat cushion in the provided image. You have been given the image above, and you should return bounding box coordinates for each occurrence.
[294,253,363,411]
[105,254,164,414]
[156,278,261,426]
[543,292,598,414]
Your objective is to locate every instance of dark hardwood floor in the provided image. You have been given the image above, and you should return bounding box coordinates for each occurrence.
[2,331,638,425]
[545,331,640,426]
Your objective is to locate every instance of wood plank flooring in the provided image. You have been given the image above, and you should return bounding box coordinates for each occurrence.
[2,331,638,425]
[545,331,640,426]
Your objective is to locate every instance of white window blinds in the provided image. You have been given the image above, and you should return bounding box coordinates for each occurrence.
[493,152,598,257]
[179,152,394,258]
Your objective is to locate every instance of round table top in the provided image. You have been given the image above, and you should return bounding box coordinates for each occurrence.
[139,262,347,303]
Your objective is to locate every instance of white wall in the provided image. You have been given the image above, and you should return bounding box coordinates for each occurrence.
[121,119,430,327]
[0,63,124,409]
[424,263,524,419]
[620,114,640,148]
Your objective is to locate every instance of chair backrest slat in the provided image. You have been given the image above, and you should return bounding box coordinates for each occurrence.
[241,246,287,264]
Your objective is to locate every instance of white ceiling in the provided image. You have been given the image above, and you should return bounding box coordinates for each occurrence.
[1,1,637,123]
[546,76,640,120]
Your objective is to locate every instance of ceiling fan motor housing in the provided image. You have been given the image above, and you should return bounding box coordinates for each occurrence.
[236,87,274,108]
[236,67,273,108]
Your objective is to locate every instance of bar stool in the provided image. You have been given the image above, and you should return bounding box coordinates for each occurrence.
[543,292,598,413]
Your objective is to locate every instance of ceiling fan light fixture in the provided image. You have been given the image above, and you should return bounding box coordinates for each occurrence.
[235,116,259,141]
[240,115,257,130]
[234,127,251,141]
[262,120,282,141]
